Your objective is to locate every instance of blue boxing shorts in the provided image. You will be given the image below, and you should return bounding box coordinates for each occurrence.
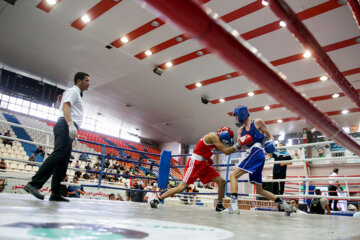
[238,146,265,184]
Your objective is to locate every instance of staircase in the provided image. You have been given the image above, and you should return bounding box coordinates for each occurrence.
[3,113,43,162]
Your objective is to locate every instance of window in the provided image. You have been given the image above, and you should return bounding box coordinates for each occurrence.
[14,105,22,113]
[21,106,29,114]
[23,100,30,107]
[2,94,9,102]
[9,97,16,104]
[0,101,8,109]
[37,104,43,111]
[30,102,37,109]
[16,98,23,105]
[8,103,15,111]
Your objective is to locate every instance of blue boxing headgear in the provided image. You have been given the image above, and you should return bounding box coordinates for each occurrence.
[233,106,249,124]
[217,126,234,145]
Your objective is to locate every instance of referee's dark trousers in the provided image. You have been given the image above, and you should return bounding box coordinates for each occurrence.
[328,185,339,210]
[29,118,77,195]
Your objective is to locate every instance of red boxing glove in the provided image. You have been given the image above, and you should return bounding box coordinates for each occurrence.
[238,134,253,146]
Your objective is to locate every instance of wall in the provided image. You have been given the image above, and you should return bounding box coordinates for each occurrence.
[160,141,182,164]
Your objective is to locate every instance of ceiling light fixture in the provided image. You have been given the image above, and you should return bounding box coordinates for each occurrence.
[261,0,269,6]
[303,50,311,58]
[264,106,270,110]
[195,82,202,87]
[341,109,349,115]
[279,21,286,27]
[81,14,91,23]
[248,92,254,97]
[46,0,57,5]
[219,99,225,103]
[145,50,152,56]
[277,119,283,123]
[320,75,328,81]
[332,93,340,99]
[165,62,173,68]
[121,36,129,43]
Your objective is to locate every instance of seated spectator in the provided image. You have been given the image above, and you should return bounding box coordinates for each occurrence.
[0,159,7,170]
[79,153,85,161]
[35,146,44,156]
[59,175,69,197]
[310,189,331,215]
[85,163,91,170]
[27,154,36,166]
[126,179,147,202]
[109,193,124,201]
[67,177,85,198]
[75,161,80,168]
[84,153,89,161]
[289,199,306,214]
[347,204,358,211]
[3,130,13,147]
[143,146,147,152]
[75,171,82,179]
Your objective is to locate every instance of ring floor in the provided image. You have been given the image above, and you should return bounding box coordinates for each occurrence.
[0,193,359,240]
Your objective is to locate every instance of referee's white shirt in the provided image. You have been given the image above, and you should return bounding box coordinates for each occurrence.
[328,172,338,184]
[59,85,83,127]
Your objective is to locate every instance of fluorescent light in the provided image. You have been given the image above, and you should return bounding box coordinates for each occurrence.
[165,62,173,68]
[264,106,270,110]
[219,99,225,103]
[342,127,350,133]
[121,36,129,43]
[278,132,285,141]
[46,0,57,5]
[277,119,283,123]
[332,93,340,99]
[320,75,328,81]
[287,139,293,146]
[303,50,311,58]
[262,0,269,6]
[145,50,152,56]
[341,109,349,115]
[279,21,286,27]
[81,14,91,23]
[195,82,202,87]
[248,92,254,97]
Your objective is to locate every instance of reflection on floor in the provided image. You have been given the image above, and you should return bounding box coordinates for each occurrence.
[1,193,359,240]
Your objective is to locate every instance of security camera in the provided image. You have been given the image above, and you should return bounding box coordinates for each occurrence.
[153,66,164,76]
[201,96,209,104]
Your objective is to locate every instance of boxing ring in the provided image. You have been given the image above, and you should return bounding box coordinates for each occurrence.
[1,0,360,239]
[1,117,360,239]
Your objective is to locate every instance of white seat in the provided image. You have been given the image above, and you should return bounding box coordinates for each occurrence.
[33,166,39,172]
[17,164,25,171]
[9,163,17,170]
[25,165,33,172]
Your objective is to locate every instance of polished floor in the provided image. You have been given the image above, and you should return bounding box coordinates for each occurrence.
[0,193,359,240]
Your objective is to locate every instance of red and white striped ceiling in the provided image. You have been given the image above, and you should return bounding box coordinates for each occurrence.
[0,0,359,144]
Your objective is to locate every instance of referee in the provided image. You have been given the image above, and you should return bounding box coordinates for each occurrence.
[272,142,292,195]
[24,72,90,202]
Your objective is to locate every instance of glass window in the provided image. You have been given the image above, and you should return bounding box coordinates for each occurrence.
[55,109,60,116]
[30,102,37,109]
[49,108,55,114]
[16,98,23,105]
[8,103,15,111]
[14,105,22,113]
[39,111,48,119]
[21,106,29,114]
[29,108,37,117]
[9,97,16,104]
[43,106,49,113]
[37,104,43,111]
[23,100,30,107]
[0,101,8,109]
[0,93,2,99]
[2,94,9,102]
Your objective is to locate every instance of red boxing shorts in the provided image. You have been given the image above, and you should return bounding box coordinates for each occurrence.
[182,158,220,185]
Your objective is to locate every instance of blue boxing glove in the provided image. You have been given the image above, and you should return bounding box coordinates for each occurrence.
[264,140,275,154]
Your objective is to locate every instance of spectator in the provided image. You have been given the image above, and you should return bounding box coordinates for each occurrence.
[318,147,325,158]
[3,130,13,147]
[0,159,7,170]
[79,153,85,161]
[54,93,62,109]
[272,143,292,195]
[28,154,36,166]
[126,179,147,202]
[109,193,124,201]
[328,168,340,211]
[149,160,154,172]
[35,146,44,157]
[310,189,331,215]
[289,199,306,214]
[59,175,69,197]
[75,171,82,179]
[143,146,147,152]
[75,161,80,169]
[67,177,85,198]
[85,163,91,170]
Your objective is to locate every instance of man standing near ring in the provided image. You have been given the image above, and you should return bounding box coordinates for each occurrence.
[24,72,90,202]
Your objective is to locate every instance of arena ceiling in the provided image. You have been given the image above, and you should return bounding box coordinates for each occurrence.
[0,0,359,144]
